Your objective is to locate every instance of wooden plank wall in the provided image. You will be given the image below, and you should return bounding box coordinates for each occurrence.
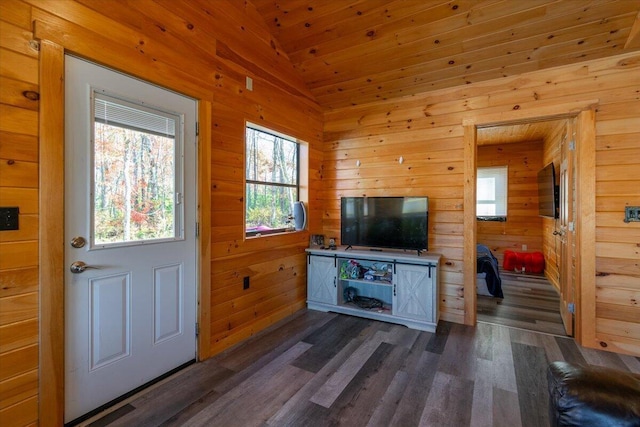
[594,83,640,354]
[0,1,40,424]
[323,50,640,356]
[541,123,565,291]
[477,140,544,267]
[0,0,323,424]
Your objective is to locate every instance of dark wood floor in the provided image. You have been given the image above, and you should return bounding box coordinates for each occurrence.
[477,271,567,336]
[82,309,640,427]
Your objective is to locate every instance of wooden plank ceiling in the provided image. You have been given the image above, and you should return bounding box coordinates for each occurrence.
[477,118,567,145]
[252,0,640,110]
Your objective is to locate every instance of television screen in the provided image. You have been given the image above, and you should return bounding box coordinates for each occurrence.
[537,163,559,218]
[340,197,428,251]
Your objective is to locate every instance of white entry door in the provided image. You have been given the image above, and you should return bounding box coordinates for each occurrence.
[64,56,197,422]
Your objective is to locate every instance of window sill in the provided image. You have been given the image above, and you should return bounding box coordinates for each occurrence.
[477,216,507,222]
[246,228,303,239]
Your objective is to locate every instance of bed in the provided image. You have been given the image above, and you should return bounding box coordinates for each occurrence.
[476,244,503,298]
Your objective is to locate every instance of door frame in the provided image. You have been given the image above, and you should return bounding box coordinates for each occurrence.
[461,101,597,347]
[38,40,212,424]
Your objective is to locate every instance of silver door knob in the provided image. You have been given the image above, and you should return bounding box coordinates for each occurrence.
[70,261,99,274]
[70,236,87,248]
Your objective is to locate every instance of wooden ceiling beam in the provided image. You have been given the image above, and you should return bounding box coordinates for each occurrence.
[624,10,640,48]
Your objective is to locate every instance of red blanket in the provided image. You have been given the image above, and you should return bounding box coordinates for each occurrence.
[503,250,545,273]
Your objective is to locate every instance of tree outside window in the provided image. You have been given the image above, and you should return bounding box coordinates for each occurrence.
[245,124,299,236]
[93,94,180,245]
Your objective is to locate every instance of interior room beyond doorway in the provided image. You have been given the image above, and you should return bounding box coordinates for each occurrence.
[475,119,570,336]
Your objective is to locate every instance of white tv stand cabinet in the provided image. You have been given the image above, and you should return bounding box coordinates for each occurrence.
[306,247,440,332]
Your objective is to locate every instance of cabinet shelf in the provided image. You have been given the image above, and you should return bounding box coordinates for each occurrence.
[340,278,392,286]
[339,302,392,314]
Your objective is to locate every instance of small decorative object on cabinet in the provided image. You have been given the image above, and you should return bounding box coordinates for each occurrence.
[306,247,440,332]
[309,234,325,248]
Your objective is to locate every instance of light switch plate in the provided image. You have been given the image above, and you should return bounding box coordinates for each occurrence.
[0,207,19,231]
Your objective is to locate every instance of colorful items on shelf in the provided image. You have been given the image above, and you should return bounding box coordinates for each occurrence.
[340,260,392,281]
[340,259,364,279]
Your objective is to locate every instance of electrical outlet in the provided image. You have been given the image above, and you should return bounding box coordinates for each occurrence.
[624,206,640,223]
[522,244,527,251]
[0,207,19,231]
[243,276,250,290]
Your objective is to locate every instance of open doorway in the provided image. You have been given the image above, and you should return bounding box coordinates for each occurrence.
[463,106,597,347]
[473,118,573,336]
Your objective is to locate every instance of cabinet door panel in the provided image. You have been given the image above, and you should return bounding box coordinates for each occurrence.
[307,256,337,305]
[393,264,432,321]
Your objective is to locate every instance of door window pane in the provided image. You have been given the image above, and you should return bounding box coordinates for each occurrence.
[93,93,182,245]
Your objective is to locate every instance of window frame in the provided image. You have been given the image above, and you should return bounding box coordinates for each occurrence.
[244,122,301,237]
[90,90,185,248]
[476,165,508,221]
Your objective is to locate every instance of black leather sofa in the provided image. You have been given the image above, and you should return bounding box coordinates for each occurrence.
[547,361,640,426]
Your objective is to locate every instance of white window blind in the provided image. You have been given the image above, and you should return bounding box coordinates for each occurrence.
[477,166,508,216]
[94,92,176,138]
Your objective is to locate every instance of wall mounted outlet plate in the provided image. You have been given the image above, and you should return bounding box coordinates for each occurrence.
[624,206,640,223]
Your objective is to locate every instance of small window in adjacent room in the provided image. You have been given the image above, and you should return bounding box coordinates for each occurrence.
[477,166,508,221]
[245,123,300,236]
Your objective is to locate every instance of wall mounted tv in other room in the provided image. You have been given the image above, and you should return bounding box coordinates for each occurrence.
[340,196,428,252]
[537,162,559,218]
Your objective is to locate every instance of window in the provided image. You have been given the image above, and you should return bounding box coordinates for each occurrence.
[245,124,299,236]
[92,92,182,246]
[477,166,508,219]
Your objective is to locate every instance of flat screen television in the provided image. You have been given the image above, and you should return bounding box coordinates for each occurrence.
[340,196,428,252]
[537,162,559,218]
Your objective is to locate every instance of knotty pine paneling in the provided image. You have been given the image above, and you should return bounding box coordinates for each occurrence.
[256,0,640,109]
[0,319,38,355]
[0,2,39,422]
[0,78,38,111]
[0,369,38,412]
[0,21,38,60]
[0,0,32,31]
[0,344,37,383]
[0,132,38,162]
[0,267,38,299]
[593,108,640,355]
[323,51,640,355]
